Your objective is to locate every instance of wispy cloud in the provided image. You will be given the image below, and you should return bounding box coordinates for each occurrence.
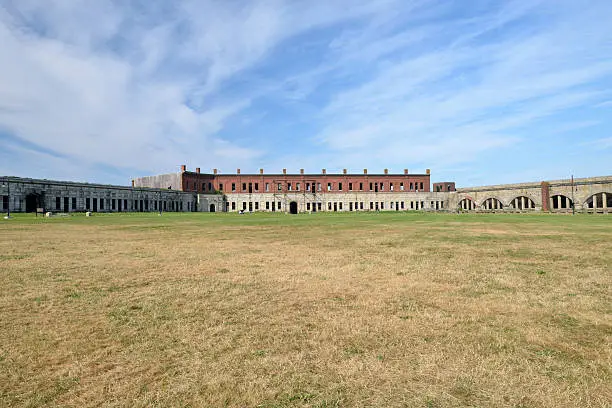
[0,0,611,184]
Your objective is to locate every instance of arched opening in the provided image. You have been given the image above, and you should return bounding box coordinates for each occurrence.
[584,192,611,210]
[551,195,572,210]
[482,197,503,210]
[289,201,298,214]
[510,196,536,210]
[25,193,43,213]
[458,198,475,211]
[209,204,216,213]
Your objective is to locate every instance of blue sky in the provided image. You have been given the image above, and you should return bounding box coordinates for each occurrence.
[0,0,611,187]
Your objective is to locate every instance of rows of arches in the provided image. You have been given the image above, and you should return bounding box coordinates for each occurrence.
[509,196,536,210]
[551,195,573,210]
[585,192,611,210]
[482,197,503,210]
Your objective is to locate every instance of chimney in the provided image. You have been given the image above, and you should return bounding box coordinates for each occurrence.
[259,168,264,175]
[213,168,218,175]
[283,168,287,175]
[343,169,347,175]
[322,169,326,175]
[196,167,200,174]
[300,168,304,175]
[237,168,241,174]
[131,180,135,187]
[180,164,186,172]
[404,169,408,175]
[384,168,389,175]
[426,169,431,175]
[364,169,368,175]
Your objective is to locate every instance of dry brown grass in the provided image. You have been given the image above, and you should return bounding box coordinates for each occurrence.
[0,212,610,407]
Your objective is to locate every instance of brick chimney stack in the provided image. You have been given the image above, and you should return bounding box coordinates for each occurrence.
[343,169,347,175]
[196,167,200,174]
[300,169,304,175]
[384,168,389,175]
[213,168,218,175]
[426,169,431,175]
[322,169,326,175]
[404,169,408,175]
[180,164,186,172]
[283,168,287,175]
[364,169,368,174]
[237,168,241,174]
[260,168,264,174]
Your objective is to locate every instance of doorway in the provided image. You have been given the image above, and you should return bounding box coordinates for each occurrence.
[25,193,41,213]
[210,204,216,213]
[289,201,298,214]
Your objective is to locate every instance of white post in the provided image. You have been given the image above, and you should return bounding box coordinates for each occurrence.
[603,193,608,210]
[593,195,598,209]
[556,195,561,210]
[521,197,525,210]
[565,196,570,210]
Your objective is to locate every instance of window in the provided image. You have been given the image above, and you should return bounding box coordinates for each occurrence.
[327,183,332,191]
[255,183,259,191]
[420,182,424,190]
[112,199,116,210]
[265,183,269,192]
[400,182,404,191]
[328,202,332,210]
[232,183,236,192]
[339,182,343,191]
[242,183,246,191]
[410,182,414,190]
[220,183,224,191]
[72,197,77,210]
[278,183,282,191]
[296,183,300,191]
[242,202,247,210]
[349,182,353,191]
[306,184,311,191]
[339,202,343,210]
[380,183,384,191]
[232,202,236,210]
[359,182,363,191]
[145,200,149,211]
[154,201,158,211]
[100,199,104,210]
[401,201,405,209]
[360,202,364,210]
[86,198,91,209]
[390,183,394,191]
[202,183,206,191]
[208,182,212,191]
[277,202,281,210]
[317,183,322,191]
[266,201,270,210]
[288,183,292,191]
[380,202,384,210]
[306,203,311,211]
[369,182,373,191]
[56,197,61,210]
[255,202,259,210]
[317,203,322,211]
[370,202,373,210]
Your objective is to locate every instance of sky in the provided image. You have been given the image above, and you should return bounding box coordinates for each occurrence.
[0,0,611,187]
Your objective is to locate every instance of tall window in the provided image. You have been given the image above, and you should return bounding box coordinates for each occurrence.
[339,182,343,191]
[359,182,363,191]
[327,183,332,191]
[349,183,353,191]
[265,183,269,192]
[390,183,394,191]
[296,183,300,191]
[232,183,236,192]
[219,183,224,191]
[400,182,404,191]
[242,183,246,191]
[278,183,282,191]
[255,183,259,191]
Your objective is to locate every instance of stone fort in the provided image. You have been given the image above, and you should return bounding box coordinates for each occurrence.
[1,165,611,215]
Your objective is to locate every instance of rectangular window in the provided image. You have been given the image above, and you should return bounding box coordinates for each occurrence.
[202,183,206,191]
[360,202,364,210]
[328,202,332,210]
[56,197,61,210]
[124,199,127,210]
[369,182,373,191]
[266,201,270,210]
[306,203,311,210]
[400,182,404,191]
[296,183,300,191]
[232,183,236,192]
[317,203,322,210]
[255,202,259,210]
[278,183,282,191]
[71,197,77,210]
[401,201,405,209]
[349,182,353,191]
[339,182,343,191]
[255,183,259,191]
[112,199,116,210]
[380,183,384,191]
[180,202,183,211]
[370,202,373,210]
[219,183,224,191]
[232,202,236,210]
[288,183,292,191]
[1,195,7,210]
[145,200,149,211]
[410,182,414,190]
[339,202,343,210]
[242,202,247,210]
[381,202,384,210]
[277,202,281,210]
[265,183,269,192]
[327,183,331,191]
[420,182,424,190]
[359,182,363,191]
[306,183,311,191]
[390,183,394,191]
[242,183,246,191]
[317,183,322,191]
[208,182,212,191]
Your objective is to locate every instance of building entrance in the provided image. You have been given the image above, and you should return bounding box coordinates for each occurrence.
[289,201,298,214]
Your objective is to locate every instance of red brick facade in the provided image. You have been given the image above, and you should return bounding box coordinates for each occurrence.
[180,169,431,194]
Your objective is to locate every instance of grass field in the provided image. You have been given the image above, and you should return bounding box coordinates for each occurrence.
[0,212,610,407]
